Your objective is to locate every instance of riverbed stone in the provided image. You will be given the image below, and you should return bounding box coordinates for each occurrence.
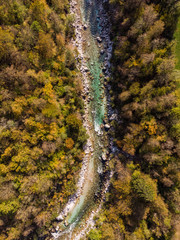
[97,36,102,43]
[84,67,89,72]
[56,214,63,221]
[102,153,106,161]
[104,123,110,129]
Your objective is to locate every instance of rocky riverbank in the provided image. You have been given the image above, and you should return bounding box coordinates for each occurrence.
[51,0,116,238]
[52,0,95,234]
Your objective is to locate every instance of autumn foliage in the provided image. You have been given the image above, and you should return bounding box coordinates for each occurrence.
[87,0,180,239]
[0,0,87,239]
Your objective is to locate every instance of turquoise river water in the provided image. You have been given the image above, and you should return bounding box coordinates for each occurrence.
[52,0,112,239]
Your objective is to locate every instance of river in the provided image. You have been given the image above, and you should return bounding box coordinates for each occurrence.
[51,0,113,239]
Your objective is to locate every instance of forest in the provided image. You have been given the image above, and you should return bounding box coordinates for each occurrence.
[87,0,180,239]
[0,0,180,240]
[0,0,87,239]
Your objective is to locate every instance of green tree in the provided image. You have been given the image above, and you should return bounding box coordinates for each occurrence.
[131,171,158,202]
[88,229,102,240]
[0,27,14,61]
[36,32,57,60]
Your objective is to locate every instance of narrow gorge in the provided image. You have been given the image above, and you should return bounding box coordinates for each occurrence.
[0,1,179,240]
[52,0,114,239]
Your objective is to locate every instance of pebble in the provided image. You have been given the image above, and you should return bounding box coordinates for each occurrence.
[97,36,102,43]
[102,153,106,161]
[56,214,63,221]
[104,123,110,129]
[84,24,88,29]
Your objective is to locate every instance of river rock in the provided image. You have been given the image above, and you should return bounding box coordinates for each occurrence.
[84,67,89,72]
[56,226,59,231]
[104,123,110,129]
[102,153,106,161]
[97,36,102,43]
[109,113,118,121]
[85,149,89,154]
[56,214,63,221]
